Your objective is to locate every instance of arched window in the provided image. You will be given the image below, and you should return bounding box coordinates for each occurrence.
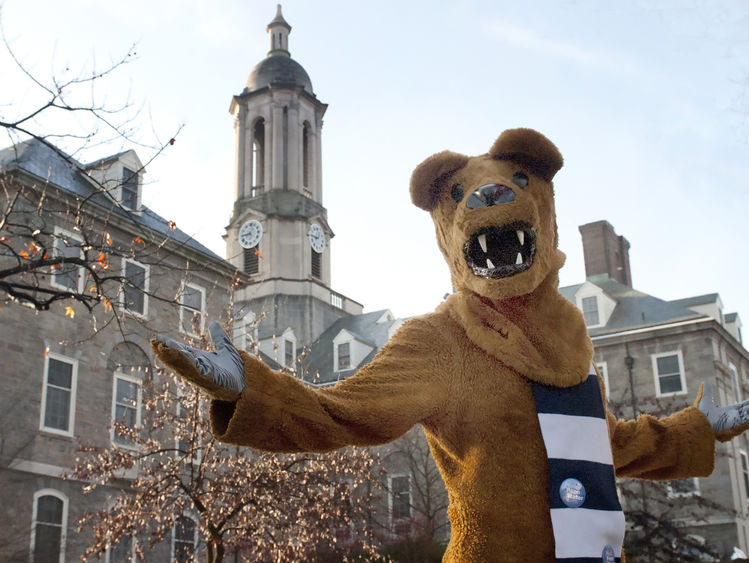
[31,490,67,563]
[252,119,265,192]
[302,122,310,189]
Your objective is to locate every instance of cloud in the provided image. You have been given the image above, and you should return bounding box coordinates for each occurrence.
[481,19,639,77]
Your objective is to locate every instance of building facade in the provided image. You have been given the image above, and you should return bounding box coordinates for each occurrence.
[0,140,239,561]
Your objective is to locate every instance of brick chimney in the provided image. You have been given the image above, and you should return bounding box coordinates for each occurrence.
[578,221,632,287]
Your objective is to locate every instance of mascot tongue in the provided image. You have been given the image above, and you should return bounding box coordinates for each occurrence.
[440,266,593,388]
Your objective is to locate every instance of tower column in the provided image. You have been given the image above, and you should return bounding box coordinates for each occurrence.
[234,105,247,201]
[315,117,324,203]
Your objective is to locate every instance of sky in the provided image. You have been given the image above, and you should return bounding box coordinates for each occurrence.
[1,0,748,323]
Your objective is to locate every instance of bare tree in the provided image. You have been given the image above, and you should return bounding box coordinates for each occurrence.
[376,427,449,562]
[0,23,185,323]
[68,368,384,562]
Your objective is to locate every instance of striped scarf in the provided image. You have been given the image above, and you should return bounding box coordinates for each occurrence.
[532,364,625,563]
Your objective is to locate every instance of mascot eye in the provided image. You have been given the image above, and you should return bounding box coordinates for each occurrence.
[451,183,464,203]
[512,172,529,189]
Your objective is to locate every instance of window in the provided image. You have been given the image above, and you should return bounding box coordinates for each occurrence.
[284,339,294,368]
[31,490,67,563]
[111,372,142,447]
[172,516,197,562]
[389,475,411,522]
[667,477,699,497]
[40,353,77,436]
[51,229,82,293]
[652,351,686,396]
[581,296,599,326]
[730,363,741,402]
[331,293,343,309]
[302,122,310,188]
[244,246,259,275]
[337,342,351,371]
[252,119,265,189]
[311,249,321,279]
[596,362,609,400]
[741,451,749,503]
[175,394,201,462]
[180,283,205,336]
[106,535,135,563]
[121,167,138,210]
[122,259,149,316]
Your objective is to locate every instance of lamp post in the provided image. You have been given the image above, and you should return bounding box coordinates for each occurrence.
[624,343,653,562]
[625,343,638,418]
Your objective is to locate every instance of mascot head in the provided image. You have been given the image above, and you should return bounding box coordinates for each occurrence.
[410,128,565,301]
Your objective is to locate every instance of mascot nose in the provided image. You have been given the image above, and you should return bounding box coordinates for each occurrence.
[466,184,516,209]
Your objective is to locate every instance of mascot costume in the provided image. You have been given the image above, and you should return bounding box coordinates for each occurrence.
[152,128,749,562]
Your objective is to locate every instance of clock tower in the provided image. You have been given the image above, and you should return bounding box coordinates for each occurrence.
[227,5,362,356]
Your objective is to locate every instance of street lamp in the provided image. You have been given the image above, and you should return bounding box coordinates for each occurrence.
[625,344,638,418]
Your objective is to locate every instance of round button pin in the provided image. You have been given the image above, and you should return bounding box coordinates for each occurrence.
[559,478,586,508]
[602,545,615,563]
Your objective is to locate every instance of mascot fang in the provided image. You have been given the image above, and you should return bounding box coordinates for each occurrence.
[153,128,749,562]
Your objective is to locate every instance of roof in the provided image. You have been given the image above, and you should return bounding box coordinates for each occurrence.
[300,309,401,385]
[669,294,721,308]
[0,139,229,265]
[246,55,313,95]
[559,275,707,337]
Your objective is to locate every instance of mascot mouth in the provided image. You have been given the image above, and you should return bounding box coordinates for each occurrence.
[464,222,536,279]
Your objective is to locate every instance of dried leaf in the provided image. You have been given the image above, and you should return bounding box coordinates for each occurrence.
[65,306,75,318]
[104,231,113,246]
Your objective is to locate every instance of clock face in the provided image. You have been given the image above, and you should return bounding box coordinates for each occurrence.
[238,220,263,249]
[308,223,325,253]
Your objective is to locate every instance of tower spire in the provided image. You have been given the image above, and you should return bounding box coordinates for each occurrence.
[267,4,291,58]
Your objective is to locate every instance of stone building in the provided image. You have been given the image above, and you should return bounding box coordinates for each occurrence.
[0,140,238,561]
[561,220,749,559]
[0,6,443,561]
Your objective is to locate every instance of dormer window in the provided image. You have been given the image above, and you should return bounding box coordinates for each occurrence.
[337,342,351,370]
[122,167,139,210]
[574,282,616,329]
[581,296,599,326]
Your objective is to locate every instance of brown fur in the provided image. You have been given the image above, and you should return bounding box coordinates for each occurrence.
[153,129,719,561]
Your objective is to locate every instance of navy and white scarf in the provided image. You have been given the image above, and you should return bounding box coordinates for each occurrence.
[532,364,625,563]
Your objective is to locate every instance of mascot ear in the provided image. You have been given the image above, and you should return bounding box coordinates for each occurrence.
[410,151,469,211]
[489,128,563,182]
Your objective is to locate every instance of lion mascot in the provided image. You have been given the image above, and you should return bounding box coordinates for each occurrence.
[152,128,749,562]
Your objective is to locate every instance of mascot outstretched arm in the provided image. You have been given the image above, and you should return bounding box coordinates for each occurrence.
[153,129,749,562]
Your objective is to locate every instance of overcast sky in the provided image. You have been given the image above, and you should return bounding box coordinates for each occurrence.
[1,0,748,323]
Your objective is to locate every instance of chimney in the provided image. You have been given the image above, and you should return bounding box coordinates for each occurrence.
[578,220,632,287]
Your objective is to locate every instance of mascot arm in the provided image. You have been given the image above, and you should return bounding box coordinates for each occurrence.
[154,319,449,454]
[608,407,715,480]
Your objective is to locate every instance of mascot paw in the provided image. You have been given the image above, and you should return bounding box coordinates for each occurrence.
[697,382,749,441]
[151,321,245,402]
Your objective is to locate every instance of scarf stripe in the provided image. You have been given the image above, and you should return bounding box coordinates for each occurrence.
[533,365,625,562]
[538,414,612,465]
